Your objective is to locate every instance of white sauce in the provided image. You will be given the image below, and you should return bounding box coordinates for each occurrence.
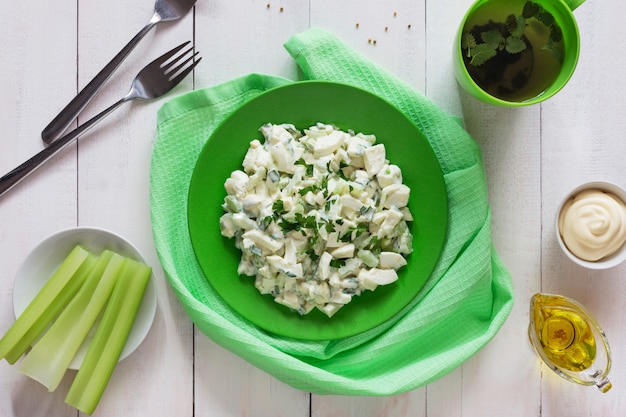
[558,189,626,261]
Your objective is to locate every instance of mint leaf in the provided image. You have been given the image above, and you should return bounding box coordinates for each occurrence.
[536,10,554,26]
[511,15,526,37]
[469,44,497,66]
[462,32,477,57]
[505,36,527,54]
[480,30,505,50]
[505,13,518,34]
[550,24,563,42]
[523,1,540,18]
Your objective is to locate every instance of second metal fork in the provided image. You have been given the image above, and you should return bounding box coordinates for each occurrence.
[0,41,201,198]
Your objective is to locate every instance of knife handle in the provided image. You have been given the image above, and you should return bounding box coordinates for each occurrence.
[1,98,125,198]
[41,21,155,144]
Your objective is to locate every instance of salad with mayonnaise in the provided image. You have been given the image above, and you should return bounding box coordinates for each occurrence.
[219,123,413,318]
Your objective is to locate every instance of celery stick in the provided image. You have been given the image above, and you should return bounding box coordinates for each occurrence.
[19,250,125,391]
[65,257,152,415]
[0,245,96,364]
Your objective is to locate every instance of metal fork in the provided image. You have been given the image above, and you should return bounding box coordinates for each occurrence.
[41,0,197,144]
[0,41,201,199]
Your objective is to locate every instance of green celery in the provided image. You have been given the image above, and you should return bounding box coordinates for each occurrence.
[0,245,97,364]
[65,257,152,415]
[19,250,125,391]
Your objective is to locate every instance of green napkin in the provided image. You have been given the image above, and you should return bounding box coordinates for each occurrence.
[150,28,514,395]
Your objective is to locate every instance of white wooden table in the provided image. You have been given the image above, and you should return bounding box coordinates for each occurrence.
[1,0,624,416]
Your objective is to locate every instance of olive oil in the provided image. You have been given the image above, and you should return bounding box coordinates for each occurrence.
[528,293,613,392]
[533,301,596,372]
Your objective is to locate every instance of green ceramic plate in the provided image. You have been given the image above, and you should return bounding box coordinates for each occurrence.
[188,81,448,340]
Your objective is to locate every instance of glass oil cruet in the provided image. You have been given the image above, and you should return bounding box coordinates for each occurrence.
[528,293,612,393]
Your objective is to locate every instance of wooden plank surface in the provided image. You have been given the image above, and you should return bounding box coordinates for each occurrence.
[1,0,622,416]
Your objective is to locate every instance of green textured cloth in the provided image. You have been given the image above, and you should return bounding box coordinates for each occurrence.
[150,27,514,395]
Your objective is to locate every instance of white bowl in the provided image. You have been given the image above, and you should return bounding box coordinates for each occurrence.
[556,181,626,269]
[12,227,157,369]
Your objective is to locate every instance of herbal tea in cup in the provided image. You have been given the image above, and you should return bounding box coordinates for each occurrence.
[454,0,584,106]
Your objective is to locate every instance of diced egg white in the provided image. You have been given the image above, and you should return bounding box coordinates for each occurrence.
[219,123,414,318]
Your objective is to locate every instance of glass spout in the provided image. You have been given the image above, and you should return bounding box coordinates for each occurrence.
[583,368,612,393]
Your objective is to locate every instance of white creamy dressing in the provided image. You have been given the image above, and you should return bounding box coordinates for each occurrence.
[219,123,413,317]
[558,189,626,261]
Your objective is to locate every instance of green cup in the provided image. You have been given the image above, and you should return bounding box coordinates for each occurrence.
[454,0,585,106]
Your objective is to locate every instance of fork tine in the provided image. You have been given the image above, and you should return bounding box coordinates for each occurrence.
[154,41,191,66]
[169,56,202,86]
[161,46,194,72]
[166,50,200,78]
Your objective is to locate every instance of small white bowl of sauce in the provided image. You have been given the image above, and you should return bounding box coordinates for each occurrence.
[556,181,626,269]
